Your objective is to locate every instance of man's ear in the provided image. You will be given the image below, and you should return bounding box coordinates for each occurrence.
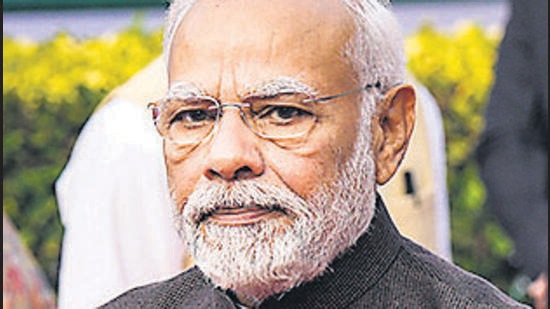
[371,84,416,185]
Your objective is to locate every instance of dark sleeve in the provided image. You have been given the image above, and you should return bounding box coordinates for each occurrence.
[476,0,548,279]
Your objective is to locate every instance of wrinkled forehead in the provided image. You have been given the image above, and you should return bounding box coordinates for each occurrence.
[167,0,358,83]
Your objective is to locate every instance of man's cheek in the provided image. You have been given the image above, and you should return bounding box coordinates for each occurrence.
[276,159,334,200]
[167,165,197,212]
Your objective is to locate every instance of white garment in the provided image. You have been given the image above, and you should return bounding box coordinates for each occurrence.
[417,84,452,260]
[56,98,186,309]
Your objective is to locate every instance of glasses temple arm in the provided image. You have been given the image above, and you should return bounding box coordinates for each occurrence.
[305,82,381,104]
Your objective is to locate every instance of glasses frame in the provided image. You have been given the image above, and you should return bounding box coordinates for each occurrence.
[148,81,383,146]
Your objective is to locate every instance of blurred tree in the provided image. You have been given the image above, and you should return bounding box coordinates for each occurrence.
[2,22,162,289]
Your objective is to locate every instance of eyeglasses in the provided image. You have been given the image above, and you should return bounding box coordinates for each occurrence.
[149,82,381,148]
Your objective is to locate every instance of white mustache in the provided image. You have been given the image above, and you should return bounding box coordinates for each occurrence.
[183,181,315,225]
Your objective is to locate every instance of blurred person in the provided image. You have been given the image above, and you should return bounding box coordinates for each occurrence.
[102,0,525,307]
[477,0,548,308]
[3,213,56,309]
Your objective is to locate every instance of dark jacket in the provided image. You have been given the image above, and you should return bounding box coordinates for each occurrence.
[101,195,528,308]
[476,0,548,280]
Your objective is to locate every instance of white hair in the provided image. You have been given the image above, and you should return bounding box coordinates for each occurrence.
[162,0,196,67]
[342,0,405,91]
[162,0,406,102]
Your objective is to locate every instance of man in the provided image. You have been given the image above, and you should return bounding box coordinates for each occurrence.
[57,45,449,309]
[103,0,525,307]
[477,0,547,307]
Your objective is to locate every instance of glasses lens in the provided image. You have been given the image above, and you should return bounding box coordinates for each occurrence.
[246,93,316,139]
[161,97,218,145]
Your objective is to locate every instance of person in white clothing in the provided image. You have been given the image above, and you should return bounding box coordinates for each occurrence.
[55,58,188,309]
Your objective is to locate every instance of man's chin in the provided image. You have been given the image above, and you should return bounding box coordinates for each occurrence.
[186,219,325,301]
[202,251,321,305]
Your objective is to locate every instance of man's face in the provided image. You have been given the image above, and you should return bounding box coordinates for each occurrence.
[164,0,379,303]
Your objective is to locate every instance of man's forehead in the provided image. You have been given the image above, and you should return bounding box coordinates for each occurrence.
[168,0,359,91]
[171,0,356,54]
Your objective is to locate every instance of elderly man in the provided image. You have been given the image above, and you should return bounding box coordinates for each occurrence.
[102,0,527,307]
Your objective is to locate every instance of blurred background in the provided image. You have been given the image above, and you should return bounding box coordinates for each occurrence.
[4,0,529,305]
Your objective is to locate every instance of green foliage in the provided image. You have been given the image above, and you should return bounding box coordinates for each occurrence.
[3,25,162,290]
[407,22,520,298]
[3,21,520,300]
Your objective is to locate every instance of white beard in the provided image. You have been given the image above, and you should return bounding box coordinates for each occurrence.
[174,98,377,304]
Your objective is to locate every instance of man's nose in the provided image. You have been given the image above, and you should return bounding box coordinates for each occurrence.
[203,108,264,181]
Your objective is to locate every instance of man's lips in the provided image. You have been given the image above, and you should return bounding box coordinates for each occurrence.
[202,206,286,226]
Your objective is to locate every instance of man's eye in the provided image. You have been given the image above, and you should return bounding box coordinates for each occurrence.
[258,105,312,124]
[171,109,215,127]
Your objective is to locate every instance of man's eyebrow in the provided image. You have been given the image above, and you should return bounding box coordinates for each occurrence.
[166,82,205,98]
[241,77,319,99]
[165,78,318,100]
